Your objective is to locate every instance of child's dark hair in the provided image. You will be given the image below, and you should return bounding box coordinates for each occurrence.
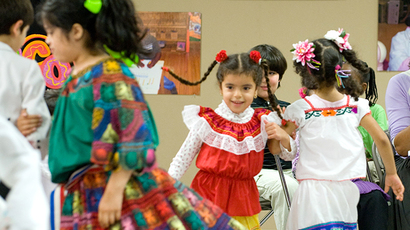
[0,0,34,35]
[357,61,378,106]
[38,0,143,61]
[164,52,283,119]
[44,89,60,116]
[294,38,368,101]
[249,44,287,88]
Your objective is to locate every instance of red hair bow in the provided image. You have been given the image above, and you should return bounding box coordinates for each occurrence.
[215,50,228,63]
[250,50,262,64]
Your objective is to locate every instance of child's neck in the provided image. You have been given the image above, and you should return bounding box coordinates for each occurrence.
[71,51,110,75]
[0,35,19,52]
[314,86,344,102]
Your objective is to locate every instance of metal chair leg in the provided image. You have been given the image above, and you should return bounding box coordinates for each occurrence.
[274,155,292,210]
[260,210,275,226]
[260,155,292,227]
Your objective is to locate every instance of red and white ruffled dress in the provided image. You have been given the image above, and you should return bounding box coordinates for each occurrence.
[169,101,282,217]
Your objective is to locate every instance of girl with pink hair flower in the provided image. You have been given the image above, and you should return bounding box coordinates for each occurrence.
[267,29,404,230]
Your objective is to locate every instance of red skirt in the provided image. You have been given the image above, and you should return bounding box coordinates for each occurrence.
[191,170,261,216]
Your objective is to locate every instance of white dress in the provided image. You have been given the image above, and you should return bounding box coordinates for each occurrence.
[283,94,369,230]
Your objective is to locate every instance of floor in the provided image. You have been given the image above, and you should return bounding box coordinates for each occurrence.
[157,42,201,95]
[259,210,278,230]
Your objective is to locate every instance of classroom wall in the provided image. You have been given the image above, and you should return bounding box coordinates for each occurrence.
[132,0,396,185]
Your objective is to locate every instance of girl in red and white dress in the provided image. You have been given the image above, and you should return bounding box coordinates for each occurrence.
[166,50,295,230]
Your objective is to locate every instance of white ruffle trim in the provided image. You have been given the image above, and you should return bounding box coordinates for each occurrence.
[279,135,297,161]
[182,105,268,155]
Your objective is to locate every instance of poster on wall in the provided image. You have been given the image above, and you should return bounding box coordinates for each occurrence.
[133,11,202,95]
[21,0,71,89]
[378,0,410,71]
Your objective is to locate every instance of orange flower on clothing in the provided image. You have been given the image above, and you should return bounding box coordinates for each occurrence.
[321,110,336,117]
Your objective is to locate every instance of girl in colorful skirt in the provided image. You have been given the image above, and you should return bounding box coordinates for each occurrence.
[40,0,246,229]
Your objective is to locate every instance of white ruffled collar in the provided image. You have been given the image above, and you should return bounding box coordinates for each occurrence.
[214,100,254,124]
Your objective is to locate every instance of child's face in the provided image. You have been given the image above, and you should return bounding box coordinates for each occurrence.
[219,74,257,114]
[257,70,279,100]
[43,21,76,63]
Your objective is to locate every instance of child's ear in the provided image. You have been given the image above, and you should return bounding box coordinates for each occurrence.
[9,20,24,37]
[71,23,85,41]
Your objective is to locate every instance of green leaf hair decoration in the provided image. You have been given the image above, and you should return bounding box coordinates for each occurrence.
[84,0,102,14]
[103,45,139,67]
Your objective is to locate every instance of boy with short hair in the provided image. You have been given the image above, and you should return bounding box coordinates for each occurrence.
[0,0,51,199]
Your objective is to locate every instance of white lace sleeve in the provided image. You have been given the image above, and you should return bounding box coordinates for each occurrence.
[168,130,203,180]
[279,133,298,161]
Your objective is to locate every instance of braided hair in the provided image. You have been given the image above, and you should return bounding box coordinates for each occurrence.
[163,51,283,119]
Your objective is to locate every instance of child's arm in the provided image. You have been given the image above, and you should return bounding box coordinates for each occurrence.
[98,168,132,228]
[265,120,297,160]
[168,131,202,180]
[21,62,51,144]
[360,114,404,200]
[392,125,410,156]
[16,109,42,137]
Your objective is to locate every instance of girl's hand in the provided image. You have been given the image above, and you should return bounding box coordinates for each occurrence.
[16,109,42,136]
[98,187,123,228]
[264,120,287,141]
[98,168,133,228]
[384,173,405,201]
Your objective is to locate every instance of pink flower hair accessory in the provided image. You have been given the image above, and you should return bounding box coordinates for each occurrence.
[250,50,262,65]
[298,87,308,98]
[324,28,352,52]
[215,50,228,63]
[291,39,321,70]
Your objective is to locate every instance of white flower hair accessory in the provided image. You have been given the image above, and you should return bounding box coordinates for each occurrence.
[324,28,352,52]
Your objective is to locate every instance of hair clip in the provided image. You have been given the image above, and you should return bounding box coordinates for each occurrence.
[335,65,351,88]
[103,45,139,67]
[291,39,321,70]
[250,50,262,65]
[84,0,102,14]
[324,28,352,52]
[215,50,228,63]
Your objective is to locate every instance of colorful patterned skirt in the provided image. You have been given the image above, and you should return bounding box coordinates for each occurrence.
[57,166,246,230]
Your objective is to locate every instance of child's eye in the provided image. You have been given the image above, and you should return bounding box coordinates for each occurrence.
[244,87,250,90]
[268,71,277,76]
[226,86,233,90]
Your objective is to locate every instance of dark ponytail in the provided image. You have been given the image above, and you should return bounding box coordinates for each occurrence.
[365,67,378,106]
[338,49,369,101]
[357,62,378,106]
[96,0,143,61]
[39,0,143,61]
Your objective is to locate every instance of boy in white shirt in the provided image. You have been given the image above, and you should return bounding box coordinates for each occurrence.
[0,0,51,198]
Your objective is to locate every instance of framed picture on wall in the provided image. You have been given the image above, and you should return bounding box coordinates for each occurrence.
[134,11,202,95]
[378,0,410,71]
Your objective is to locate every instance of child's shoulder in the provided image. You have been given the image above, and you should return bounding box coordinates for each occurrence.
[89,58,135,80]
